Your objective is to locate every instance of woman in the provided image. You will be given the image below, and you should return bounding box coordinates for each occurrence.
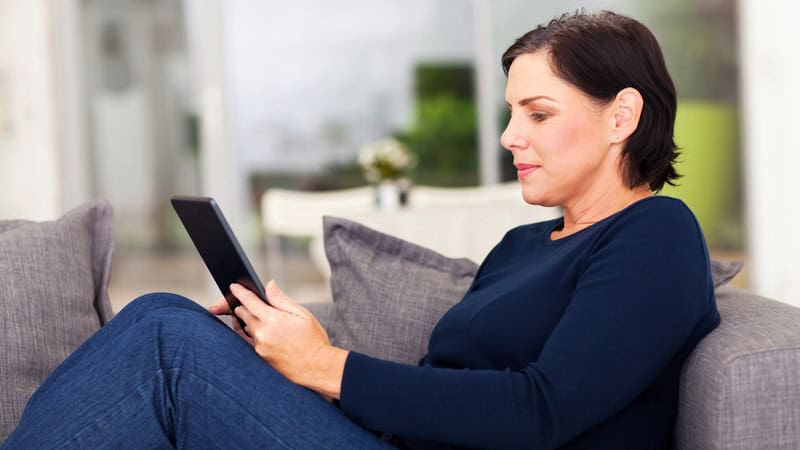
[3,11,719,450]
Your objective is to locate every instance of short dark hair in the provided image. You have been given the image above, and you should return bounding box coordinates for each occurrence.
[502,11,679,192]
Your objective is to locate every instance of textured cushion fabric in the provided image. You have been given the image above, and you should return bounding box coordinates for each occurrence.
[676,285,800,450]
[711,259,744,288]
[0,200,115,441]
[323,216,478,365]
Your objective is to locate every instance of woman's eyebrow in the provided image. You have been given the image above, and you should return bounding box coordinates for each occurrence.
[518,95,558,106]
[505,95,559,109]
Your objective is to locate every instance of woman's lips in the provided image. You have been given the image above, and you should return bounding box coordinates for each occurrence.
[516,164,540,179]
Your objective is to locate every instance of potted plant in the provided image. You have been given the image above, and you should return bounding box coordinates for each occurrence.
[358,137,416,210]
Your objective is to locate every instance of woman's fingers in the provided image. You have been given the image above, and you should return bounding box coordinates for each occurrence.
[230,283,273,318]
[233,304,259,344]
[231,310,244,331]
[208,292,258,347]
[234,324,255,346]
[233,304,258,328]
[225,281,338,395]
[208,297,231,315]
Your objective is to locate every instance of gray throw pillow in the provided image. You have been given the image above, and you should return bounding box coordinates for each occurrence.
[322,216,743,366]
[711,258,744,288]
[0,200,115,441]
[323,216,478,365]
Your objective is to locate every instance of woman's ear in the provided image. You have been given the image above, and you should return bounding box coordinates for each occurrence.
[610,87,643,143]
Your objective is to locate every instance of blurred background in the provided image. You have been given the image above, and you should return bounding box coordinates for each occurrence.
[1,0,797,310]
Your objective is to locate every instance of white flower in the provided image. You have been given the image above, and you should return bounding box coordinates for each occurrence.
[358,137,416,182]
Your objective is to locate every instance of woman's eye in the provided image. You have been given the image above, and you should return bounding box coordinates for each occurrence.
[530,112,548,122]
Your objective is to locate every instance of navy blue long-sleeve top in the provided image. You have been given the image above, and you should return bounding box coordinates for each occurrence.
[339,196,721,449]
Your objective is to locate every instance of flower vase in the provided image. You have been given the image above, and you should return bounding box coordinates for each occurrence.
[376,181,401,211]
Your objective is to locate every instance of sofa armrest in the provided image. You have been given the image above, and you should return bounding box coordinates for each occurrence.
[676,285,800,449]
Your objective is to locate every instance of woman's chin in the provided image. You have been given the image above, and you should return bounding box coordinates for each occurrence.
[520,190,555,207]
[522,189,555,206]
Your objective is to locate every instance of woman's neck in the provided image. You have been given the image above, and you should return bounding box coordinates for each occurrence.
[555,185,652,238]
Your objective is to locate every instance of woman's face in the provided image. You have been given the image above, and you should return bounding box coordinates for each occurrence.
[501,51,618,207]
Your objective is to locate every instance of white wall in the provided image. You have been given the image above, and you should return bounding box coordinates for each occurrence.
[0,0,97,221]
[225,0,475,175]
[0,1,62,220]
[53,0,93,212]
[83,2,159,245]
[184,0,247,238]
[739,0,800,306]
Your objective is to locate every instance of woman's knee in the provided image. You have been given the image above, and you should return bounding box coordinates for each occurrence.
[114,293,231,348]
[115,292,206,322]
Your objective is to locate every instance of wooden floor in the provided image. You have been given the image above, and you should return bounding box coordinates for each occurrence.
[108,248,332,313]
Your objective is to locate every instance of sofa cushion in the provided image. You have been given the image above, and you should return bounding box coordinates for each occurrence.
[711,258,743,289]
[675,285,800,449]
[322,216,478,364]
[0,200,115,441]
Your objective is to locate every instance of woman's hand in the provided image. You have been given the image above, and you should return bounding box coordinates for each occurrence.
[209,294,254,345]
[208,281,348,400]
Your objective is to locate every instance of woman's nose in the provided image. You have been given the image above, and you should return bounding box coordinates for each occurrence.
[500,120,527,152]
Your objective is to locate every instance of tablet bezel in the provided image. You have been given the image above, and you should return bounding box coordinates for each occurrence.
[171,195,268,328]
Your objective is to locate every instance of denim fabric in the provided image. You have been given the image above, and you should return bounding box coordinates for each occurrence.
[2,293,394,449]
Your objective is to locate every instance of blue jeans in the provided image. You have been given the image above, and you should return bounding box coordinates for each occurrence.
[3,293,396,449]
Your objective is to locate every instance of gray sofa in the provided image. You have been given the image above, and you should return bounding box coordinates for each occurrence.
[675,285,800,449]
[2,201,800,449]
[315,216,800,450]
[305,285,800,449]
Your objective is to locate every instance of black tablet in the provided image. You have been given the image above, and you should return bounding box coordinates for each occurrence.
[171,196,267,329]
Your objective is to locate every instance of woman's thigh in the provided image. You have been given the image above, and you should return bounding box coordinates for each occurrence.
[5,293,394,449]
